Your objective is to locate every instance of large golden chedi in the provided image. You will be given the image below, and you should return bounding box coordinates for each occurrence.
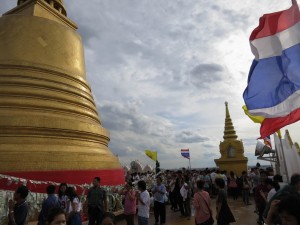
[0,0,124,185]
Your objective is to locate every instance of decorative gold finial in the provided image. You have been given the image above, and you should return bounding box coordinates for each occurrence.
[223,101,238,140]
[17,0,67,16]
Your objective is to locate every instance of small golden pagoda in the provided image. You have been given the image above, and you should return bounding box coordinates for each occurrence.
[0,0,123,185]
[215,102,248,176]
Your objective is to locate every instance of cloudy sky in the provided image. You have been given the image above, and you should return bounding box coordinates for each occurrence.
[1,1,299,169]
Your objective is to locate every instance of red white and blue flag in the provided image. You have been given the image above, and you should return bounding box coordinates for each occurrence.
[243,0,300,138]
[181,149,190,159]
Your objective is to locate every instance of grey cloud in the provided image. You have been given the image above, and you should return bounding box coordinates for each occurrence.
[203,152,218,158]
[0,2,16,14]
[203,144,215,148]
[244,153,266,167]
[99,102,148,134]
[109,139,145,157]
[176,130,209,143]
[242,138,257,146]
[190,63,224,89]
[99,101,175,140]
[78,25,98,47]
[221,9,250,28]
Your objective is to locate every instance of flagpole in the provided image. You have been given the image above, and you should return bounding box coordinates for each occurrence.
[273,134,281,175]
[279,136,290,183]
[189,148,191,170]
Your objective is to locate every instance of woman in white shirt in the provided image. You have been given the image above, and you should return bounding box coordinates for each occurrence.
[58,183,69,212]
[266,179,280,202]
[136,180,150,225]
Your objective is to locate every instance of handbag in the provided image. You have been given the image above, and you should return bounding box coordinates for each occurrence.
[196,192,214,225]
[243,182,249,189]
[228,178,237,188]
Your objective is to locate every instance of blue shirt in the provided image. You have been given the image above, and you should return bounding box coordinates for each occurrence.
[8,201,28,225]
[152,184,166,203]
[38,194,60,225]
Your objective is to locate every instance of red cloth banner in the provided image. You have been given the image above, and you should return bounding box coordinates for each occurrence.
[0,168,125,193]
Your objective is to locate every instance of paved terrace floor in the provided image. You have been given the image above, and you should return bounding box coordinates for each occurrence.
[116,196,257,225]
[27,196,257,225]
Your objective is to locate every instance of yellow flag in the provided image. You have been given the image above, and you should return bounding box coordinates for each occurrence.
[145,149,157,161]
[242,105,265,124]
[242,105,281,138]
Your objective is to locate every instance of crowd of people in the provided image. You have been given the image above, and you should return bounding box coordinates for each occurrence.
[124,167,300,225]
[6,167,300,225]
[7,177,109,225]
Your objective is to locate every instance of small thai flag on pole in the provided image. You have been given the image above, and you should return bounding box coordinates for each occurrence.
[181,149,190,159]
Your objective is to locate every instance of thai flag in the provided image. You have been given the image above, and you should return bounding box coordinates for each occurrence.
[243,0,300,138]
[181,149,190,159]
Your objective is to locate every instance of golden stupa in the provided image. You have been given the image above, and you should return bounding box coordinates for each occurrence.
[0,0,124,185]
[214,102,248,176]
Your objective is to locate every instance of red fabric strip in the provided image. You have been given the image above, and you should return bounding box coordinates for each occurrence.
[0,168,125,193]
[260,107,300,138]
[250,1,300,41]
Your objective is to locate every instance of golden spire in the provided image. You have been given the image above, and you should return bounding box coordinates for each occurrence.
[223,101,238,140]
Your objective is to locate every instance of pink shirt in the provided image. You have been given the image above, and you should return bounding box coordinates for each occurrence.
[193,191,211,224]
[124,189,136,215]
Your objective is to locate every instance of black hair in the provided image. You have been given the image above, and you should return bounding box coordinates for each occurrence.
[137,180,146,191]
[196,180,205,190]
[65,186,78,201]
[264,178,272,185]
[46,185,56,195]
[242,171,247,175]
[278,195,300,224]
[290,174,300,186]
[273,174,283,183]
[215,178,225,189]
[230,171,235,177]
[94,177,101,182]
[101,212,116,225]
[260,170,268,176]
[265,179,280,192]
[127,181,134,187]
[47,207,66,224]
[16,185,29,199]
[184,175,190,183]
[58,183,67,198]
[156,176,162,182]
[273,182,280,192]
